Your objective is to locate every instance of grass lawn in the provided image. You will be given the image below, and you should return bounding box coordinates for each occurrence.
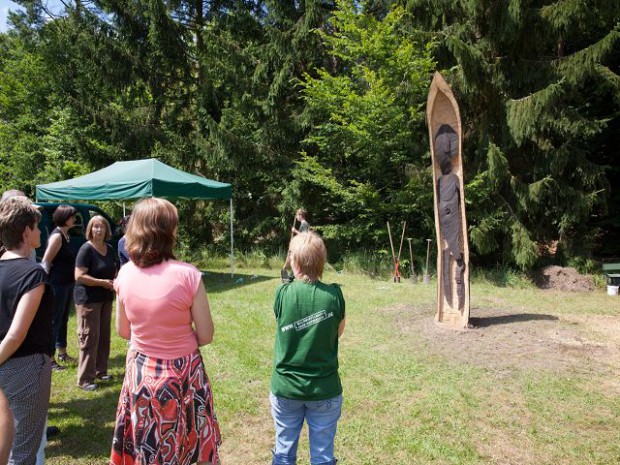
[44,266,620,464]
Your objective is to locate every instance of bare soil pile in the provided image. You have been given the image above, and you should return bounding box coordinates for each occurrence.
[532,265,594,292]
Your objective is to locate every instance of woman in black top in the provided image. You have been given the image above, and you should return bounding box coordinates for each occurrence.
[0,196,54,464]
[74,215,118,391]
[42,204,78,370]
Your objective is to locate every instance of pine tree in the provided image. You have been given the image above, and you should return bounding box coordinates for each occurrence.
[407,0,620,268]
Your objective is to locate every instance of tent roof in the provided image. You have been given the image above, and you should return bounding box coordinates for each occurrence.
[36,159,232,201]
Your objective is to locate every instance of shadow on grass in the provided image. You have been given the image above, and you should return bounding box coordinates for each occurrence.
[470,313,558,328]
[201,270,277,294]
[45,353,128,460]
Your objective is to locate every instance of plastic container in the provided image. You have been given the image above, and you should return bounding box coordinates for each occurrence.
[607,285,619,296]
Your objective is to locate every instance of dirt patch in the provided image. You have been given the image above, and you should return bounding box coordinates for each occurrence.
[386,304,620,380]
[531,265,595,291]
[218,399,273,464]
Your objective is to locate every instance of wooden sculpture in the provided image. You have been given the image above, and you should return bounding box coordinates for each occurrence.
[426,72,470,329]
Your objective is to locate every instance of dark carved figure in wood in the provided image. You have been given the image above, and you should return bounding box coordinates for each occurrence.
[435,124,465,309]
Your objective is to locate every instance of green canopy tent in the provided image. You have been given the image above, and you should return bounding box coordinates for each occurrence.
[36,158,235,275]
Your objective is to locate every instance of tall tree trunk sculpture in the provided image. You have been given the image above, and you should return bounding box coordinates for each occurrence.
[427,72,470,330]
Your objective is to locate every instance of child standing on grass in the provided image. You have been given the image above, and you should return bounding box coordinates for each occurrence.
[270,231,346,465]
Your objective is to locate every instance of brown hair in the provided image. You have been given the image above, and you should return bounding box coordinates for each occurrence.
[125,198,177,268]
[0,196,41,250]
[289,231,326,282]
[85,215,112,241]
[295,208,307,219]
[1,189,26,201]
[53,205,78,227]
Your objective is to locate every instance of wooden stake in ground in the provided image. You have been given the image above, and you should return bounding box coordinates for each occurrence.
[387,222,406,283]
[396,222,407,283]
[397,222,407,262]
[407,238,416,283]
[386,222,397,282]
[424,239,431,284]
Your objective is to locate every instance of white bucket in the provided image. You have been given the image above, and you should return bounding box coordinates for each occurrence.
[607,285,619,296]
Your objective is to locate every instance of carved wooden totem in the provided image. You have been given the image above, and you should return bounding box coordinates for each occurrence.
[427,72,470,329]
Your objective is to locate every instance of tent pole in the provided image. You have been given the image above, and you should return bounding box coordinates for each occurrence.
[229,198,234,278]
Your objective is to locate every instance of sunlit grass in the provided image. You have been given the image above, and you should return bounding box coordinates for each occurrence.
[44,265,619,465]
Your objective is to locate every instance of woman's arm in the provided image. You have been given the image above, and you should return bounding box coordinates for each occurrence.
[41,233,62,274]
[115,299,131,340]
[0,284,44,365]
[75,267,114,290]
[191,280,214,346]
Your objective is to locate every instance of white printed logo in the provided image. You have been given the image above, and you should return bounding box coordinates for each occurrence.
[281,310,334,332]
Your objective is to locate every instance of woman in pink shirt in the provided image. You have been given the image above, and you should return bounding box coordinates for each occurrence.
[110,198,221,465]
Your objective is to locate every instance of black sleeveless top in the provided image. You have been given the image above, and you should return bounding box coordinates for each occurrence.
[49,228,76,284]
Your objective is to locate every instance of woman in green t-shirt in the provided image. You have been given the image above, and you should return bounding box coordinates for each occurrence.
[270,231,346,465]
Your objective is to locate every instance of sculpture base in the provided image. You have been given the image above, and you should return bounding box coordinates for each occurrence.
[434,311,468,331]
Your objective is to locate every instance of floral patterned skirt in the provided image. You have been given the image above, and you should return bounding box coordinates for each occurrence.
[110,348,221,465]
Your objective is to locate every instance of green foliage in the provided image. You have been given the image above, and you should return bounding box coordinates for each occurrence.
[289,0,436,253]
[0,0,618,268]
[0,33,52,196]
[407,0,620,268]
[470,264,535,289]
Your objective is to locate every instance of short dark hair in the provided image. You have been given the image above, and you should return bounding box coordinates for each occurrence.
[85,215,111,241]
[0,197,41,250]
[126,198,177,268]
[53,205,78,227]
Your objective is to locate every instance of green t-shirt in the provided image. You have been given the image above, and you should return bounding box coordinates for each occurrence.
[271,280,345,400]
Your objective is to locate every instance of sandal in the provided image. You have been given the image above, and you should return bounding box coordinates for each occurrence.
[51,360,66,372]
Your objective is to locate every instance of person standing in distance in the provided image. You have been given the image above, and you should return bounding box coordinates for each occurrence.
[290,209,310,236]
[281,209,311,282]
[116,215,131,267]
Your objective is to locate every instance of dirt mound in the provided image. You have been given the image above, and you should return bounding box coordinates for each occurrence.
[532,265,594,291]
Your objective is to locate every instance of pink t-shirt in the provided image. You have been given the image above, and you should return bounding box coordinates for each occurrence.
[114,260,202,359]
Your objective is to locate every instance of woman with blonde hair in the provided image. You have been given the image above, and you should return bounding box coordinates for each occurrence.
[111,197,221,465]
[74,215,117,391]
[270,231,346,465]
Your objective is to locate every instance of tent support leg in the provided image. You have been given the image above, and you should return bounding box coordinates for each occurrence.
[230,199,234,279]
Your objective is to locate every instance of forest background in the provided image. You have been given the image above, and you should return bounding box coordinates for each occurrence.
[0,0,618,272]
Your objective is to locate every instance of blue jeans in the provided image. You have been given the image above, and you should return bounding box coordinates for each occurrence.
[51,282,74,354]
[270,392,342,465]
